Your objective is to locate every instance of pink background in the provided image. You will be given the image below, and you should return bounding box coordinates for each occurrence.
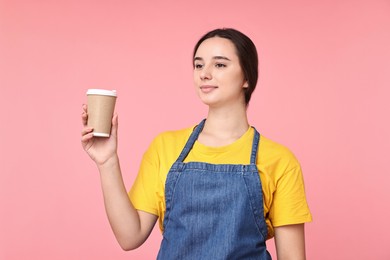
[1,0,389,259]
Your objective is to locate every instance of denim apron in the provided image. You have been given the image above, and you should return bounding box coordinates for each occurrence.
[157,119,271,259]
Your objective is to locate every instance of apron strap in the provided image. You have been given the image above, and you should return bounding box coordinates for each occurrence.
[176,119,206,162]
[250,128,260,165]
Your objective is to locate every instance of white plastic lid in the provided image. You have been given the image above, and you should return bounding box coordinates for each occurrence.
[86,89,117,97]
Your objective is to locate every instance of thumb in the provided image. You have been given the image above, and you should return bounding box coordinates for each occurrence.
[111,113,118,137]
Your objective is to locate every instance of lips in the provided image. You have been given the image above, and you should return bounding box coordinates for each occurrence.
[200,85,218,93]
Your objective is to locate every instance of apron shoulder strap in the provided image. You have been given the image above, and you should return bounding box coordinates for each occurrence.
[250,128,261,165]
[176,119,206,163]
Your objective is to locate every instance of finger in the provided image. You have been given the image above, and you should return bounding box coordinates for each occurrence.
[112,113,118,126]
[82,104,88,112]
[81,126,94,137]
[81,110,88,126]
[111,113,118,136]
[81,132,94,145]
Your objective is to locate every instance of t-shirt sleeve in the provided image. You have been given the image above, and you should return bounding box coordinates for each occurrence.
[128,137,161,217]
[269,161,312,227]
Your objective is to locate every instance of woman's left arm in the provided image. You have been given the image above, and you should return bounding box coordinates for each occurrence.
[274,224,306,260]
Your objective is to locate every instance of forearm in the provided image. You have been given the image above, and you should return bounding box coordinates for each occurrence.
[274,224,306,260]
[97,155,149,250]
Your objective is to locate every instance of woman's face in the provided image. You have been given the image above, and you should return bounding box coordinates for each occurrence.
[193,37,247,108]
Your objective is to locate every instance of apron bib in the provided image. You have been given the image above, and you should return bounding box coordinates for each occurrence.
[157,119,271,259]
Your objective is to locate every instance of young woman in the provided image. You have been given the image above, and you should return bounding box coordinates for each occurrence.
[81,28,312,259]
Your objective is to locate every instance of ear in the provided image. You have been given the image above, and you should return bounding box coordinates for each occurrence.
[243,80,249,89]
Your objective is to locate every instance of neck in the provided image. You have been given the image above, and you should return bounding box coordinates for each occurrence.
[198,103,249,146]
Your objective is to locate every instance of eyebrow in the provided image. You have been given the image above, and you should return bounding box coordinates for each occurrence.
[193,56,231,62]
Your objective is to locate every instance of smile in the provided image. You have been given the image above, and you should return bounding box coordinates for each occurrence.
[200,85,218,93]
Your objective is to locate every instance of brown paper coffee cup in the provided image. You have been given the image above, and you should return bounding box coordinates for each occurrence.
[86,89,117,137]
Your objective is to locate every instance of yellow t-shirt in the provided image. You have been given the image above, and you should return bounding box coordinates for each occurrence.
[129,124,312,239]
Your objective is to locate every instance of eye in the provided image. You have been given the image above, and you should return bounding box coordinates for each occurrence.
[194,63,204,69]
[215,63,226,68]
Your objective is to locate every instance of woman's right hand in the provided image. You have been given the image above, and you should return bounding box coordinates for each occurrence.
[81,104,119,166]
[81,104,158,250]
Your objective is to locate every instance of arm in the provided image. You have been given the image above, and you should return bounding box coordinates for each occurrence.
[81,104,157,250]
[98,155,157,250]
[274,224,306,260]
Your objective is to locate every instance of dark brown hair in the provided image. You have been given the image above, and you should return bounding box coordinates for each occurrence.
[193,28,259,105]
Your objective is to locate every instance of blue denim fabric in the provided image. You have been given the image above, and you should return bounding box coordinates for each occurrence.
[157,119,271,260]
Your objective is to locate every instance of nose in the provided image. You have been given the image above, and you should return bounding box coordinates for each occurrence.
[200,65,212,80]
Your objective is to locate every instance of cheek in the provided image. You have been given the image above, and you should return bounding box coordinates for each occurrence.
[193,72,201,89]
[229,71,246,86]
[193,71,198,84]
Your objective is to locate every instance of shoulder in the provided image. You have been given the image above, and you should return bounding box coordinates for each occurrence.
[145,124,196,157]
[153,125,194,146]
[258,135,301,175]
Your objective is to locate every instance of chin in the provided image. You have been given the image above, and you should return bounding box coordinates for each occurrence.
[198,97,217,106]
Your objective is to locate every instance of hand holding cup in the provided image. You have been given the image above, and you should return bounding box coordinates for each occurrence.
[81,89,118,166]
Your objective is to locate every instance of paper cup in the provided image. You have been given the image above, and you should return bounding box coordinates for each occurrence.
[86,89,117,137]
